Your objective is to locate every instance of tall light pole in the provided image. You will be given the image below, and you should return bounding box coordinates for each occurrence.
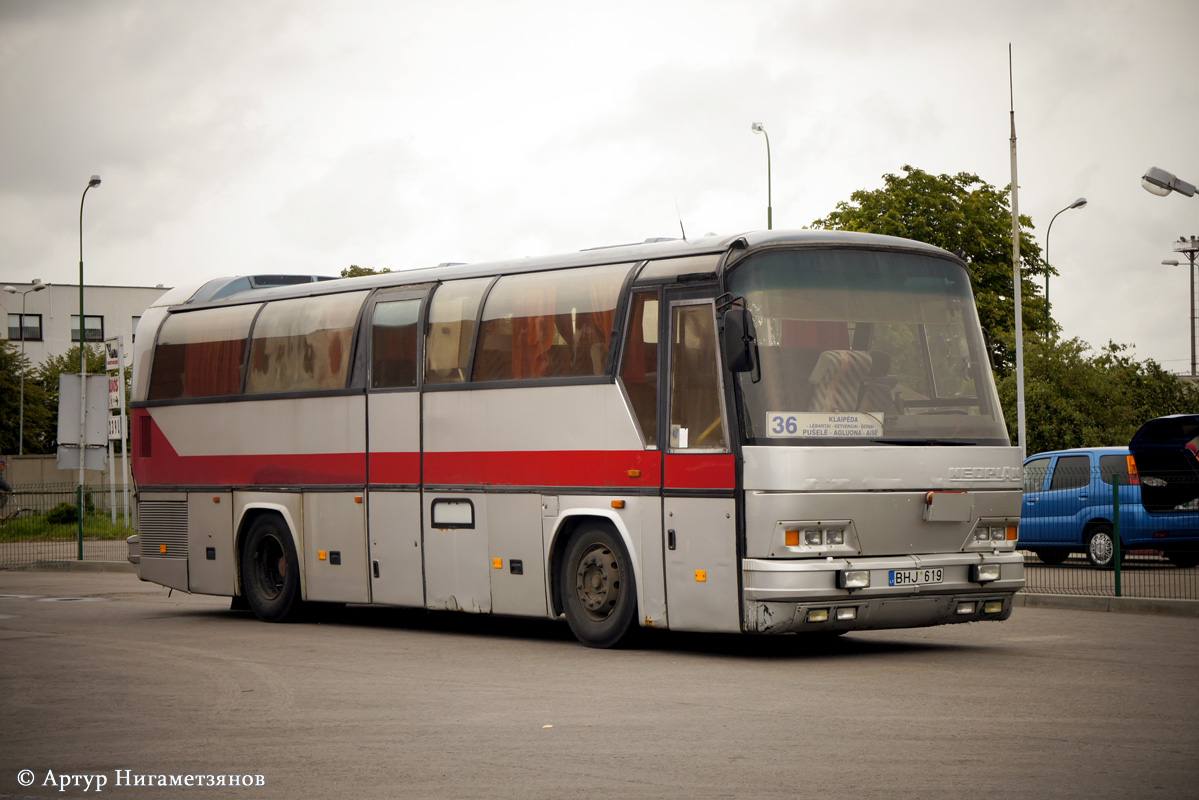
[3,280,47,454]
[1141,166,1195,376]
[750,122,772,230]
[78,175,100,559]
[1043,197,1086,323]
[1162,235,1199,376]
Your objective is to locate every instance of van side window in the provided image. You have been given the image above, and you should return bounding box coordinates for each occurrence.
[1049,455,1090,491]
[1023,457,1051,493]
[1099,454,1132,486]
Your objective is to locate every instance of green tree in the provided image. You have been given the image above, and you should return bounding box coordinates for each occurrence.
[996,335,1199,454]
[28,344,114,454]
[811,165,1049,378]
[0,341,51,455]
[340,265,391,278]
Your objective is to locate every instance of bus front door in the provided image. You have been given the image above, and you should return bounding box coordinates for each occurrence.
[661,295,741,633]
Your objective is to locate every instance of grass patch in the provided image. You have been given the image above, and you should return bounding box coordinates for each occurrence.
[0,513,135,542]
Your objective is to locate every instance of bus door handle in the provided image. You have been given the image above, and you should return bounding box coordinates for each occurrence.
[667,529,676,550]
[373,561,380,578]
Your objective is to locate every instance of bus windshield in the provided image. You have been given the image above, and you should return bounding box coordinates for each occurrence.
[725,248,1010,447]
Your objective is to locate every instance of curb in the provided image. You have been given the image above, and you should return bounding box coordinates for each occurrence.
[1014,592,1199,618]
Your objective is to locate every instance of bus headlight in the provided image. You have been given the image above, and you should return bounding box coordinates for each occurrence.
[971,564,1001,583]
[838,570,870,589]
[963,520,1018,552]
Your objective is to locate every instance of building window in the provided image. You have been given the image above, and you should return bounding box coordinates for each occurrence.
[131,315,141,343]
[7,313,44,342]
[71,314,105,342]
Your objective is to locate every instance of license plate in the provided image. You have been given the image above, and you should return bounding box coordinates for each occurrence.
[889,568,943,586]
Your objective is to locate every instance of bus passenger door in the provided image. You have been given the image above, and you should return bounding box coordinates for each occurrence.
[365,290,427,607]
[661,295,741,633]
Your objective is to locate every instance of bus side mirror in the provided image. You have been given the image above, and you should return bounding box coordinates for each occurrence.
[721,307,758,374]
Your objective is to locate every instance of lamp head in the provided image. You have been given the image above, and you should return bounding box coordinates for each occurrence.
[1162,259,1180,266]
[1142,166,1196,197]
[750,122,765,134]
[88,175,101,188]
[3,286,15,295]
[1070,197,1087,209]
[32,282,47,292]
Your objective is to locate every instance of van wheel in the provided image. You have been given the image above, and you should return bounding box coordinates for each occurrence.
[1032,548,1069,566]
[241,513,303,622]
[1085,526,1120,569]
[559,523,637,648]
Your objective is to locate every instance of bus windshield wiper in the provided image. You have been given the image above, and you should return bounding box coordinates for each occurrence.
[871,438,976,446]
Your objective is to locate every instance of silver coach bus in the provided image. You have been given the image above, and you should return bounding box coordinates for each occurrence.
[129,230,1024,647]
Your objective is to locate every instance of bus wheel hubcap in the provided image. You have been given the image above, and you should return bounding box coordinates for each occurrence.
[575,544,620,619]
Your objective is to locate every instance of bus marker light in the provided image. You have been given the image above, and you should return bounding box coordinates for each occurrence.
[972,564,1001,583]
[611,500,625,509]
[355,496,363,504]
[318,551,327,561]
[159,544,167,554]
[695,570,707,582]
[838,570,870,589]
[627,469,641,478]
[1006,526,1018,540]
[212,496,220,503]
[955,602,976,615]
[984,601,1004,614]
[493,558,503,569]
[784,530,799,547]
[835,607,857,621]
[805,609,830,623]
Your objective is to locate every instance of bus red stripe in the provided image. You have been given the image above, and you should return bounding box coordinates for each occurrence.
[134,410,734,490]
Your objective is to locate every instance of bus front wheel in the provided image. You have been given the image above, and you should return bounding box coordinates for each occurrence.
[560,523,637,648]
[241,514,302,623]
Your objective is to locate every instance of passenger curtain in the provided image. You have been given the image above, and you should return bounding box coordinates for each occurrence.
[511,284,557,379]
[182,339,244,397]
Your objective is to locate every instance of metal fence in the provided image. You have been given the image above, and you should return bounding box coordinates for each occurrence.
[4,471,1199,602]
[1019,461,1199,600]
[0,483,132,569]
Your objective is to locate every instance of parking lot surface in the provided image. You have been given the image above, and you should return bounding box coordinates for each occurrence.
[1,571,1196,799]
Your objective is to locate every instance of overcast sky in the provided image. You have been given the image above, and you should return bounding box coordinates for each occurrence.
[2,0,1197,373]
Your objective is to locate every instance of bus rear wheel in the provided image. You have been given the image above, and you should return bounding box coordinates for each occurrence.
[560,523,637,648]
[241,513,302,622]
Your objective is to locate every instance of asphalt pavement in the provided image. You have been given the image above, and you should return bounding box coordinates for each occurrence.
[1,571,1196,799]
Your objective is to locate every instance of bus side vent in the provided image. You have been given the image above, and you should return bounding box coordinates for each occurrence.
[139,501,188,559]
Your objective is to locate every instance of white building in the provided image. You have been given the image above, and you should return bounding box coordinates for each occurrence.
[1,281,170,366]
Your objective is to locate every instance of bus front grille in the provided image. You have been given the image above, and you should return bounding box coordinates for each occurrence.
[139,501,188,559]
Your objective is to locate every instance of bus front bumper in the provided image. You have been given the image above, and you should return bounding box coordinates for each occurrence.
[742,551,1024,634]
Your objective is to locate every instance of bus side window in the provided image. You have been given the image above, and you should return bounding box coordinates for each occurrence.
[244,291,367,394]
[370,299,420,389]
[147,304,260,400]
[619,291,658,444]
[425,278,490,385]
[669,304,726,450]
[472,263,630,382]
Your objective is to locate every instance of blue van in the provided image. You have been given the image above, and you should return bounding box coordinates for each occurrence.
[1021,418,1199,568]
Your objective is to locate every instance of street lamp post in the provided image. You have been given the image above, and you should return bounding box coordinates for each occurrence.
[1043,197,1086,322]
[78,175,100,559]
[1162,235,1199,376]
[750,122,772,230]
[3,281,47,454]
